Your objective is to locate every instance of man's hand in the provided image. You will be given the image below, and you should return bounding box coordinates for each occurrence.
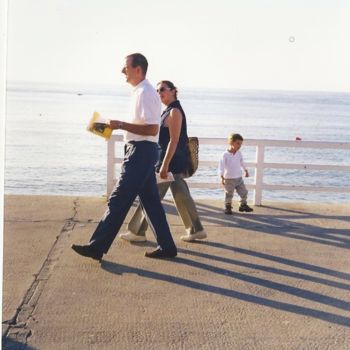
[108,120,123,130]
[244,169,249,177]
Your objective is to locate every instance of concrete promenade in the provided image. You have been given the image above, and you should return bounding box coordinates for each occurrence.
[2,195,350,349]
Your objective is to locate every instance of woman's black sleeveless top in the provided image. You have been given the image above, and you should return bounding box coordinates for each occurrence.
[157,100,190,174]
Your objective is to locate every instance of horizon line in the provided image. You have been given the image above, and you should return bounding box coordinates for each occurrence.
[6,79,350,95]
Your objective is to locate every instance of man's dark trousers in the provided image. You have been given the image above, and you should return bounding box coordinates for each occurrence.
[89,141,177,255]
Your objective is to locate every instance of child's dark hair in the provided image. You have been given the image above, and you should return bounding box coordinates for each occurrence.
[228,133,244,142]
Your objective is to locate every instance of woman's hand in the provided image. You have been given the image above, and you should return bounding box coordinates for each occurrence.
[159,164,169,179]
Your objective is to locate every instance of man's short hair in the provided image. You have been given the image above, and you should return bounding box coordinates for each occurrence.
[228,133,244,142]
[127,53,148,76]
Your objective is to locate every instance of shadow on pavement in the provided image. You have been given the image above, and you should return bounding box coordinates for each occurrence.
[164,201,350,249]
[101,258,350,328]
[200,241,350,280]
[178,246,350,290]
[2,337,38,350]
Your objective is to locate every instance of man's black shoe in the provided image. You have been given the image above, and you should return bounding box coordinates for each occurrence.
[239,204,254,212]
[71,244,103,262]
[145,248,177,259]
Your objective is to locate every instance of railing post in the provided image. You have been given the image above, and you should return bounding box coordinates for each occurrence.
[254,144,265,206]
[107,139,115,197]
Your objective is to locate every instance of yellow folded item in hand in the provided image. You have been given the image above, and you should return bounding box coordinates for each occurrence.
[87,111,112,139]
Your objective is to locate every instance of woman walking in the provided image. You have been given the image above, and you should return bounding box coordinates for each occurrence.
[120,80,207,242]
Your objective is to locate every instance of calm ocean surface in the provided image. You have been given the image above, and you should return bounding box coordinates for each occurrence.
[5,82,350,203]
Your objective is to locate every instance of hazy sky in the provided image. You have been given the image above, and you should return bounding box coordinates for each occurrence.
[6,0,350,91]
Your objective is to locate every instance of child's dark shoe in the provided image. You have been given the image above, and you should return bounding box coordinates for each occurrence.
[239,203,253,212]
[224,204,233,215]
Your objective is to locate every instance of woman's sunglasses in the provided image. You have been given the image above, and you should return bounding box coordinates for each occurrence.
[157,87,172,93]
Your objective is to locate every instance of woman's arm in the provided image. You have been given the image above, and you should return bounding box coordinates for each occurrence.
[159,108,182,178]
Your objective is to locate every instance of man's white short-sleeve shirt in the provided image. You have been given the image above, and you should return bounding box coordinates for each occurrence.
[124,79,161,143]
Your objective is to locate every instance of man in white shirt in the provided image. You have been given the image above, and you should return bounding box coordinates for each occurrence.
[218,133,253,214]
[72,53,177,261]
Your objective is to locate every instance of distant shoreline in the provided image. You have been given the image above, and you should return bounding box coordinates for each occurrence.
[6,80,350,96]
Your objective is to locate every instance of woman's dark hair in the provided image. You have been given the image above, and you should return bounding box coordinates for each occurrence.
[158,80,178,99]
[127,53,148,76]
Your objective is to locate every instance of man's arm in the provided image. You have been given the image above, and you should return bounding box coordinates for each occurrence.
[108,120,159,136]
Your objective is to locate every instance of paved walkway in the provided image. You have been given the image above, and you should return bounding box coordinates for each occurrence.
[2,195,350,349]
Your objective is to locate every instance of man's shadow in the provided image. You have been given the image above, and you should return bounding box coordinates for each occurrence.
[101,255,350,328]
[178,245,350,290]
[2,337,37,350]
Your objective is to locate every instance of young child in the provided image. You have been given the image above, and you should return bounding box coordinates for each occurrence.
[218,133,253,214]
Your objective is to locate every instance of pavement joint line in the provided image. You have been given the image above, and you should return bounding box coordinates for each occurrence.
[2,198,79,348]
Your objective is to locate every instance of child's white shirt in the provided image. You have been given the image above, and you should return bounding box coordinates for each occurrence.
[218,150,246,179]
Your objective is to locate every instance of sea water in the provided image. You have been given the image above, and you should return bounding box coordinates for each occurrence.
[5,82,350,203]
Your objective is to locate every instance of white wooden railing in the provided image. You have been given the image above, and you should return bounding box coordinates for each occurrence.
[107,135,350,205]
